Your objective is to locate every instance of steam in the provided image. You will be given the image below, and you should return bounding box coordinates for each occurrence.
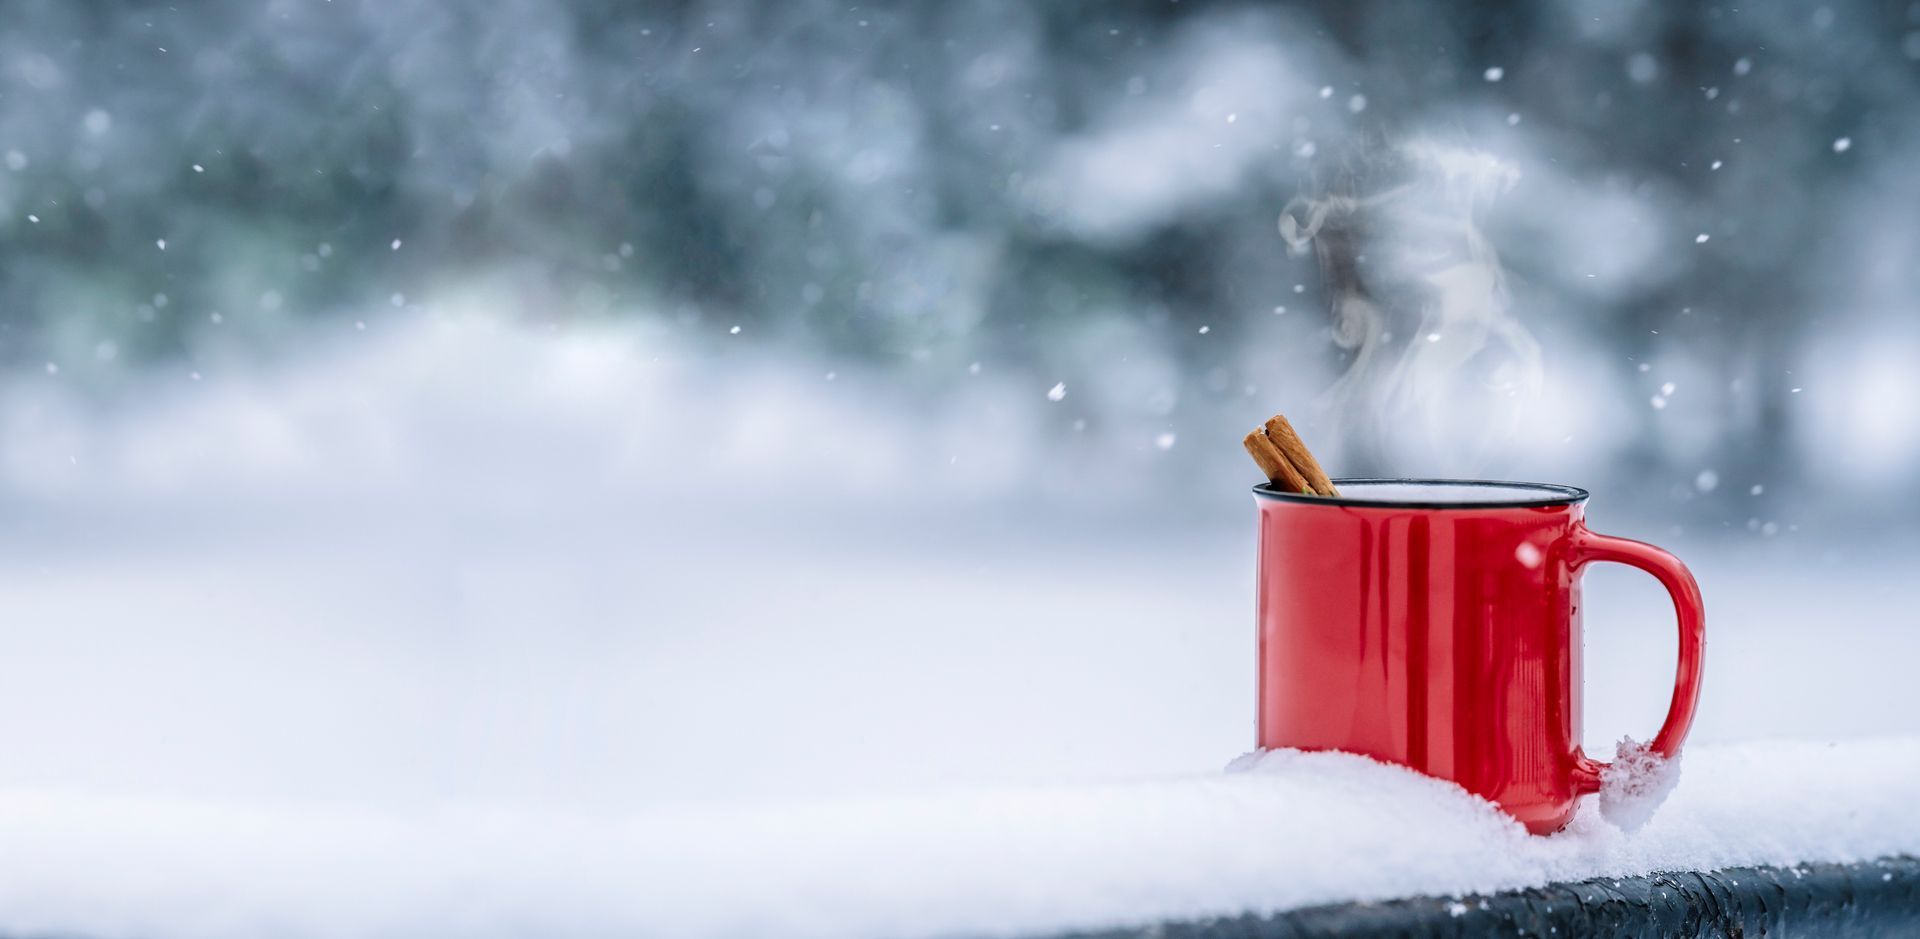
[1282,140,1542,474]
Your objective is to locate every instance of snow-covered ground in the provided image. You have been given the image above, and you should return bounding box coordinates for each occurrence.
[0,318,1914,937]
[0,740,1910,939]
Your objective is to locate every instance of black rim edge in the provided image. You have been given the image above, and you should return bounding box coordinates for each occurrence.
[1251,478,1590,510]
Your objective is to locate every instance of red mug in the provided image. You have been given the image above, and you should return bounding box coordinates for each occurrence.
[1254,479,1705,834]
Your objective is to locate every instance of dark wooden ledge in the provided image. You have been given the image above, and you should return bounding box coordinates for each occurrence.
[1053,855,1920,938]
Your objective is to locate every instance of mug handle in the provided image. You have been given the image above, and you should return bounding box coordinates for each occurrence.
[1566,525,1706,793]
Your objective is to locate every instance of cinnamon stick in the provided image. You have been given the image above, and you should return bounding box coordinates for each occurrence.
[1243,428,1312,494]
[1263,415,1339,497]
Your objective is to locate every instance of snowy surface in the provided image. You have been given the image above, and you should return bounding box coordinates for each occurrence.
[0,741,1911,939]
[0,320,1916,937]
[1598,738,1683,833]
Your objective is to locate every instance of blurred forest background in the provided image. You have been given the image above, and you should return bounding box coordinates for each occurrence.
[3,0,1918,534]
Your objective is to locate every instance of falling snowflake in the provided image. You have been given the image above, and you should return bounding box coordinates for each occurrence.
[1046,382,1067,402]
[1627,53,1660,83]
[1515,542,1544,568]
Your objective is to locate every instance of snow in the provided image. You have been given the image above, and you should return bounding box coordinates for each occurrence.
[0,740,1908,939]
[1627,53,1659,84]
[1514,541,1544,567]
[1597,738,1681,832]
[0,319,1917,937]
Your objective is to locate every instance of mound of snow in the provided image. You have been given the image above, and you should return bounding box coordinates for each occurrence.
[1599,737,1682,832]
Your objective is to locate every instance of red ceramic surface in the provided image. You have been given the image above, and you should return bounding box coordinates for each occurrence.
[1254,479,1705,834]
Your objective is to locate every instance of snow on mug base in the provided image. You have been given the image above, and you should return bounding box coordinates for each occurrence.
[1254,479,1705,835]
